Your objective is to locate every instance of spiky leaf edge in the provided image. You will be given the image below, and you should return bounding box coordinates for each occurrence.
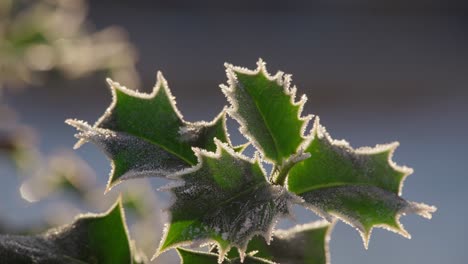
[221,59,312,167]
[66,72,232,192]
[155,139,301,263]
[213,220,335,264]
[289,117,436,248]
[177,247,277,264]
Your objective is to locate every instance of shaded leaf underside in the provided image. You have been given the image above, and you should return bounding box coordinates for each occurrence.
[177,248,274,264]
[287,118,436,247]
[0,199,131,264]
[222,60,310,164]
[66,72,230,190]
[216,221,334,264]
[160,140,300,262]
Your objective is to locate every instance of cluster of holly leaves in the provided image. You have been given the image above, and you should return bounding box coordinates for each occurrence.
[0,60,436,263]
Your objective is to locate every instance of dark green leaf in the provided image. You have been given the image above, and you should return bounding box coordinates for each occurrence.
[0,198,132,264]
[247,221,332,264]
[222,60,311,165]
[177,248,275,264]
[213,221,333,264]
[66,73,230,190]
[158,140,300,262]
[287,118,436,248]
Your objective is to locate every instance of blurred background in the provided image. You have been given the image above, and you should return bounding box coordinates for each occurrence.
[1,0,467,263]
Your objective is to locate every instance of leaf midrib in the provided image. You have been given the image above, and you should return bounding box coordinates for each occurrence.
[238,80,281,163]
[126,130,196,166]
[171,181,268,243]
[293,182,392,195]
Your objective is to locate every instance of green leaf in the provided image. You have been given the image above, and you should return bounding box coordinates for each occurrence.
[66,72,230,190]
[213,221,333,264]
[222,59,311,165]
[177,248,275,264]
[244,221,333,264]
[0,198,132,264]
[287,118,437,248]
[158,139,300,263]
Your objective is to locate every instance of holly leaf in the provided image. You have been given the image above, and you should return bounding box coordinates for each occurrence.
[241,221,333,264]
[177,248,275,264]
[212,220,333,264]
[158,139,300,263]
[66,72,230,191]
[222,59,311,164]
[287,118,437,248]
[0,198,132,263]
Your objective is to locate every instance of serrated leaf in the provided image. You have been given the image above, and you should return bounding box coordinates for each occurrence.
[222,59,311,164]
[177,248,275,264]
[66,72,230,190]
[158,139,300,263]
[0,198,132,263]
[287,118,437,248]
[213,221,333,264]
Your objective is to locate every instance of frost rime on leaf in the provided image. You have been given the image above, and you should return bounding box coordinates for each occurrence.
[66,72,230,191]
[0,198,132,263]
[66,120,188,185]
[63,60,437,263]
[222,59,311,165]
[177,248,275,264]
[287,118,437,248]
[214,220,334,264]
[262,221,333,264]
[158,139,301,263]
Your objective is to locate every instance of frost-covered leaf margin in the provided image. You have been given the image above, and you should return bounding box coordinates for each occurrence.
[214,220,334,264]
[177,247,276,264]
[222,59,311,166]
[66,72,231,191]
[0,197,133,263]
[157,139,301,263]
[287,117,437,248]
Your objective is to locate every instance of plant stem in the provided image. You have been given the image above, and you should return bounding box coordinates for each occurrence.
[272,151,311,186]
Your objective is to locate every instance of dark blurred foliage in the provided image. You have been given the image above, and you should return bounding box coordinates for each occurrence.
[0,0,139,88]
[0,0,164,261]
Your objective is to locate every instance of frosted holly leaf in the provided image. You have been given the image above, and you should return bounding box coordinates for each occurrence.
[158,139,300,263]
[213,220,334,264]
[66,72,230,190]
[0,198,132,263]
[287,118,437,248]
[177,248,275,264]
[221,59,311,165]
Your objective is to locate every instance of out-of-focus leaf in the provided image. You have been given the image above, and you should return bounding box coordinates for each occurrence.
[0,0,140,88]
[0,198,132,263]
[19,150,96,203]
[245,221,333,264]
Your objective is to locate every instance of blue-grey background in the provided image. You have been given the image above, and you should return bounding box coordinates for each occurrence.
[2,1,467,263]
